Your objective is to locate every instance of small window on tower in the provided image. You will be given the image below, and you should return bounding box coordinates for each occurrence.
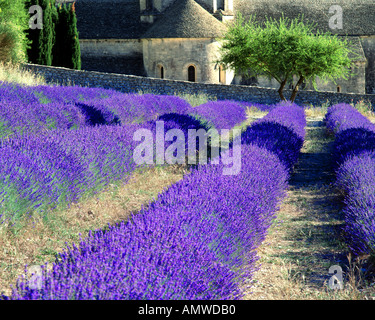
[337,85,341,93]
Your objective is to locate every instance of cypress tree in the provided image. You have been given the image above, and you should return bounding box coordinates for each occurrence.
[53,3,68,67]
[54,2,81,69]
[68,2,81,70]
[37,0,55,65]
[52,2,62,66]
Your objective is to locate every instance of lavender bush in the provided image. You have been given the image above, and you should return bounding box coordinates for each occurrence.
[325,103,375,257]
[190,100,248,130]
[0,115,212,224]
[0,83,195,136]
[241,101,306,172]
[78,94,194,125]
[0,101,87,139]
[0,83,97,138]
[30,85,114,104]
[0,123,153,224]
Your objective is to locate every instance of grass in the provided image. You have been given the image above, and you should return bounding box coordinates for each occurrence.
[175,92,217,107]
[245,105,269,120]
[0,63,45,86]
[350,99,375,122]
[304,100,330,118]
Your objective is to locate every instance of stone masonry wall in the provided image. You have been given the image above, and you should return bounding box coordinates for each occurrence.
[360,36,375,94]
[21,63,375,107]
[79,39,145,76]
[143,38,225,84]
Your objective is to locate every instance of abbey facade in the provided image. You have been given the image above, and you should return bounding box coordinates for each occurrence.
[70,0,375,94]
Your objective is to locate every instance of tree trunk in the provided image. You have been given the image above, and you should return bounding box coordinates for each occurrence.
[290,75,304,103]
[278,78,288,102]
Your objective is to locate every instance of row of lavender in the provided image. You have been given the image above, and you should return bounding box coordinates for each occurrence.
[325,103,375,258]
[0,82,258,138]
[0,124,151,223]
[31,83,269,129]
[0,83,193,137]
[9,102,306,300]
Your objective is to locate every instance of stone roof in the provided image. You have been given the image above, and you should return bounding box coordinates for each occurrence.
[142,0,228,39]
[234,0,375,36]
[68,0,375,40]
[69,0,148,39]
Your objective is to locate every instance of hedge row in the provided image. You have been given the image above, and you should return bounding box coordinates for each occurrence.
[325,103,375,257]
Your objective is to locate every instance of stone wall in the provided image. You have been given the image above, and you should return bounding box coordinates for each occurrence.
[143,38,231,84]
[360,36,375,94]
[21,63,375,107]
[79,39,145,76]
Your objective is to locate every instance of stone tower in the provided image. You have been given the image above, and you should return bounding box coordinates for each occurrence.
[142,0,233,84]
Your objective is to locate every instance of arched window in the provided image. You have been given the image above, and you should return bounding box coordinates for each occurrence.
[337,85,341,93]
[188,65,196,82]
[157,64,164,79]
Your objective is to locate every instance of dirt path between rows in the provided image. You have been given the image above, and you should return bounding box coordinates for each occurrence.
[245,117,374,300]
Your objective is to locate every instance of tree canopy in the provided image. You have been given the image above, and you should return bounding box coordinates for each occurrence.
[26,0,81,69]
[217,14,354,102]
[0,0,29,63]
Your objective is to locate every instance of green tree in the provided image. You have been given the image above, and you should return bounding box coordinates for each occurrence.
[37,0,55,65]
[67,2,81,70]
[53,2,81,69]
[0,0,29,63]
[51,1,62,66]
[217,14,354,102]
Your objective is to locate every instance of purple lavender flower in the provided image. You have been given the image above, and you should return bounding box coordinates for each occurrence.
[325,103,375,257]
[241,101,306,172]
[190,100,248,129]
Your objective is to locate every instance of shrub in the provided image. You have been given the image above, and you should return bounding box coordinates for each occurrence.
[242,101,306,172]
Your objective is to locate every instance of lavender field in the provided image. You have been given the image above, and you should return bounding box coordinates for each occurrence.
[1,81,375,300]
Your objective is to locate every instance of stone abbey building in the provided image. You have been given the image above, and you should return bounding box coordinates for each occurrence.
[68,0,375,94]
